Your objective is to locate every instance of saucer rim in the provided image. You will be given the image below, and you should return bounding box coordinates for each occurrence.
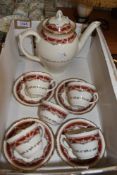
[56,118,106,168]
[3,117,55,171]
[54,78,98,115]
[13,71,54,106]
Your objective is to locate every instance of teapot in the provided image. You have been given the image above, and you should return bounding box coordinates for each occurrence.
[19,10,100,73]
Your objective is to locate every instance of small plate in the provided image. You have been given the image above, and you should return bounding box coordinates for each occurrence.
[56,118,105,168]
[3,118,55,171]
[13,71,54,106]
[55,78,98,114]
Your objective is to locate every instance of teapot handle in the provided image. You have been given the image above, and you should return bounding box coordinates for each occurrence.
[18,29,42,63]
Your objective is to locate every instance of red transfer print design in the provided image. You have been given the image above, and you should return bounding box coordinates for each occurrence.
[42,30,76,44]
[22,74,51,82]
[56,119,105,167]
[40,103,67,119]
[3,119,54,170]
[67,85,96,94]
[13,72,54,106]
[16,74,51,104]
[45,22,72,33]
[55,79,98,115]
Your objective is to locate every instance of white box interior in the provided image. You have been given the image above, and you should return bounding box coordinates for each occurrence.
[0,21,117,174]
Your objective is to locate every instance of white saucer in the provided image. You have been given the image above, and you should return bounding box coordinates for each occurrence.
[55,78,98,115]
[56,118,105,168]
[3,118,55,171]
[13,71,54,106]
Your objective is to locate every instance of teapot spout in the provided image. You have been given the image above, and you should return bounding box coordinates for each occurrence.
[79,21,101,51]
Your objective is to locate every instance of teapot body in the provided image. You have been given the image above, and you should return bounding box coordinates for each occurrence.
[35,31,78,73]
[19,10,79,73]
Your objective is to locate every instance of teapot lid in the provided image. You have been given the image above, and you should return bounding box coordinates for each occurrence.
[43,10,76,34]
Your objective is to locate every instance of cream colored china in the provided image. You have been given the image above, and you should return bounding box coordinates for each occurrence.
[39,101,68,125]
[61,128,99,160]
[3,118,55,171]
[6,122,45,159]
[55,78,97,114]
[13,71,55,106]
[25,72,56,99]
[18,10,100,73]
[66,81,98,109]
[56,118,106,167]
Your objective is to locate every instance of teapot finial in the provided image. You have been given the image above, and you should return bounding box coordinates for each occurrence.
[47,10,70,28]
[56,10,63,21]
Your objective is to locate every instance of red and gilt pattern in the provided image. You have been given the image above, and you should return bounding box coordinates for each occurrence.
[13,72,54,106]
[40,103,67,118]
[56,119,105,167]
[55,79,98,115]
[3,118,54,171]
[41,30,76,44]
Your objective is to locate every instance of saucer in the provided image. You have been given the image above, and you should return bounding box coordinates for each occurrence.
[55,78,98,114]
[13,71,54,106]
[56,118,105,168]
[3,118,55,171]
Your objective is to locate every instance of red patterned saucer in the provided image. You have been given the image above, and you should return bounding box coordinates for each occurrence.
[56,118,105,168]
[13,71,54,106]
[3,118,54,171]
[55,78,98,115]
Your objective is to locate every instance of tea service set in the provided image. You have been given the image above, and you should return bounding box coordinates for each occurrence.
[2,10,106,171]
[3,70,105,170]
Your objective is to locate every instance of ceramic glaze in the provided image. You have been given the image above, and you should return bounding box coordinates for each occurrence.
[19,10,101,73]
[64,128,99,160]
[25,72,56,99]
[13,71,55,106]
[55,78,98,114]
[7,123,45,159]
[39,101,68,125]
[3,118,55,171]
[66,81,99,108]
[56,118,105,167]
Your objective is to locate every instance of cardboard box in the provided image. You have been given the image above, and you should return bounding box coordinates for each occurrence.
[0,21,117,174]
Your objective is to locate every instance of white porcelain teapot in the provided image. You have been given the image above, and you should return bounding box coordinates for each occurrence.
[19,10,100,73]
